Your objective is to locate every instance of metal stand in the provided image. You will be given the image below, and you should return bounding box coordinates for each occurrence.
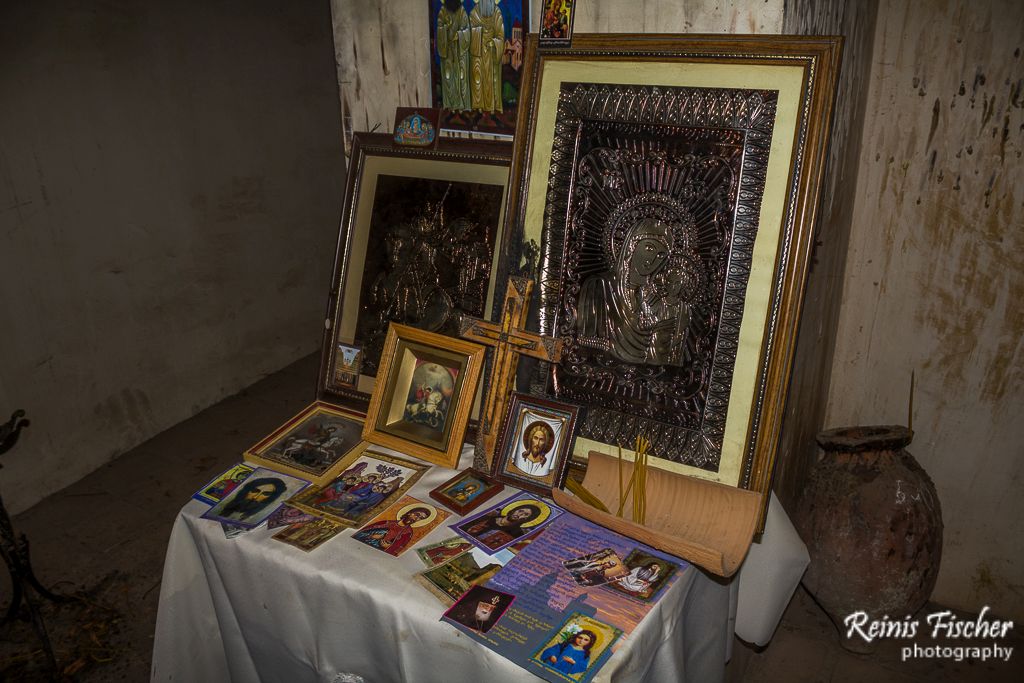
[0,410,71,678]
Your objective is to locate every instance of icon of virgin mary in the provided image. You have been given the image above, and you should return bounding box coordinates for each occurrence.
[575,216,691,365]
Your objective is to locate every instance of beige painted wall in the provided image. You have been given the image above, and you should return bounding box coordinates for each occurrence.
[0,1,344,513]
[330,1,783,137]
[827,0,1024,619]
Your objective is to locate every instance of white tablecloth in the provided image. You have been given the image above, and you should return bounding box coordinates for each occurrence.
[152,447,730,683]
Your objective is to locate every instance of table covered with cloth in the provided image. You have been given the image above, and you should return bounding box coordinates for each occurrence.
[151,447,731,682]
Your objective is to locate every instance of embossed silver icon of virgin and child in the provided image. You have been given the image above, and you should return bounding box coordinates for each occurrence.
[574,198,706,368]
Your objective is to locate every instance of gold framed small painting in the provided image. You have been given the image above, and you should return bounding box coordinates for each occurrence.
[244,401,365,486]
[363,323,485,468]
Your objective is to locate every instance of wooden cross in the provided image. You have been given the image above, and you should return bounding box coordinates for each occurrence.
[459,277,562,468]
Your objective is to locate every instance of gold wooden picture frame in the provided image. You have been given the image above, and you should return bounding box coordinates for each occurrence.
[497,34,842,518]
[362,323,485,468]
[244,401,366,486]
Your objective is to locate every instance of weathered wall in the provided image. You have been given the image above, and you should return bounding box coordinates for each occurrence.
[330,0,784,137]
[772,2,879,507]
[827,0,1024,619]
[0,1,344,513]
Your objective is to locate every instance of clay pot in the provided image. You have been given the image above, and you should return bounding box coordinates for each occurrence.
[796,425,943,652]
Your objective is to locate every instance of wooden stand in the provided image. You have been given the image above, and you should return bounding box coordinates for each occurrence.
[552,451,763,577]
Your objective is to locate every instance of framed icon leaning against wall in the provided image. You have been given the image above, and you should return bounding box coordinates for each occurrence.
[496,34,842,524]
[319,133,512,412]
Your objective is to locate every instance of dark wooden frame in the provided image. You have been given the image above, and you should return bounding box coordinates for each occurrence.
[429,468,505,515]
[491,392,580,497]
[318,132,512,413]
[494,34,842,529]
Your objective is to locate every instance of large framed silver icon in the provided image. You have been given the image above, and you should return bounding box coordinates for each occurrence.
[499,34,842,505]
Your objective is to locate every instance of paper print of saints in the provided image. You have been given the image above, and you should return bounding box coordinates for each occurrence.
[434,0,504,114]
[435,0,471,111]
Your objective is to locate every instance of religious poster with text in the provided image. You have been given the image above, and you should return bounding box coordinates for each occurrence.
[442,513,688,682]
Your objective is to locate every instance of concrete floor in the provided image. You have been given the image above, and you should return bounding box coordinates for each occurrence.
[1,353,1019,681]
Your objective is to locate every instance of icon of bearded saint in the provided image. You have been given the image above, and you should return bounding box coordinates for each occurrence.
[512,419,556,477]
[220,477,286,522]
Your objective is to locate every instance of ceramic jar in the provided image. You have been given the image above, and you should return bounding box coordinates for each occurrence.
[796,425,943,652]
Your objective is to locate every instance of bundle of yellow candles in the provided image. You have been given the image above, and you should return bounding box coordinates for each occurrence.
[561,435,652,522]
[616,435,650,524]
[564,477,608,513]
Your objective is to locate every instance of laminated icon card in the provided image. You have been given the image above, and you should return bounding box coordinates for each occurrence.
[351,495,450,557]
[288,444,428,528]
[418,545,516,605]
[416,536,477,569]
[442,512,686,683]
[193,463,254,505]
[266,504,318,530]
[272,517,346,552]
[200,467,310,529]
[452,491,565,554]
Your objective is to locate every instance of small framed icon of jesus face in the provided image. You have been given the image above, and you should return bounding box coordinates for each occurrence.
[492,393,580,496]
